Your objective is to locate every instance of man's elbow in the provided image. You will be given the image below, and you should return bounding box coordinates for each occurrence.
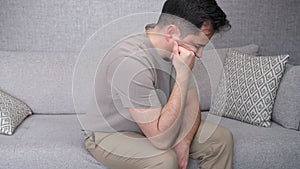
[150,140,172,150]
[148,135,177,150]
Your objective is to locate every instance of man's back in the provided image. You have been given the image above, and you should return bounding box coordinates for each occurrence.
[87,34,174,133]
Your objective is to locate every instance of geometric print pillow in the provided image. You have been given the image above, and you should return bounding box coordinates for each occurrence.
[210,49,289,127]
[0,90,32,135]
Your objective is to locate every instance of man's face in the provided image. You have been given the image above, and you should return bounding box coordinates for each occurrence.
[178,23,214,58]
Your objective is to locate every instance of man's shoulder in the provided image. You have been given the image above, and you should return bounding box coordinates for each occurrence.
[110,34,150,55]
[105,34,155,67]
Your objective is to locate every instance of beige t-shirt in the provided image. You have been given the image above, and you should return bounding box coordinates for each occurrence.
[92,34,176,133]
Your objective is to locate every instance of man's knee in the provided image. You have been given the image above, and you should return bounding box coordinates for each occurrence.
[215,126,233,152]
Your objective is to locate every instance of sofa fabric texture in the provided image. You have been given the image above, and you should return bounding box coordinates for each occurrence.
[202,112,300,169]
[0,51,77,114]
[1,113,299,169]
[0,45,258,115]
[273,64,300,130]
[0,115,107,169]
[0,0,299,65]
[210,49,289,127]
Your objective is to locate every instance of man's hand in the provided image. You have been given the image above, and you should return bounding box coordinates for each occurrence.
[172,86,201,169]
[173,139,191,169]
[170,41,195,76]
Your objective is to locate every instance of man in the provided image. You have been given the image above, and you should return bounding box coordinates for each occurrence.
[84,0,233,169]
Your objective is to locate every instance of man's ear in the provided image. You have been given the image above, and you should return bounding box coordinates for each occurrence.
[166,25,181,39]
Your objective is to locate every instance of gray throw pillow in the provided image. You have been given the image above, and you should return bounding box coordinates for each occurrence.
[273,64,300,130]
[193,44,259,111]
[0,90,32,135]
[210,49,289,127]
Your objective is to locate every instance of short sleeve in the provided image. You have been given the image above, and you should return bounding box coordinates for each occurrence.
[111,56,162,108]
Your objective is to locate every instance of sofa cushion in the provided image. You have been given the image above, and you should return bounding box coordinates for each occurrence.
[193,44,259,111]
[0,114,199,169]
[0,51,77,114]
[273,64,300,130]
[0,113,299,169]
[0,90,32,135]
[201,112,300,169]
[210,49,289,127]
[0,114,108,169]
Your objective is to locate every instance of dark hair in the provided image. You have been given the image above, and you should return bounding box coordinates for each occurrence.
[157,0,230,35]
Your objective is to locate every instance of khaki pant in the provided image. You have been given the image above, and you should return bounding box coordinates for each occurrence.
[84,120,233,169]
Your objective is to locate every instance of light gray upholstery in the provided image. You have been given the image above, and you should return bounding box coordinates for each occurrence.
[201,112,300,169]
[0,0,299,65]
[1,113,299,169]
[0,51,77,114]
[0,45,258,114]
[212,0,299,65]
[0,0,164,53]
[0,115,107,169]
[0,114,196,169]
[273,64,300,130]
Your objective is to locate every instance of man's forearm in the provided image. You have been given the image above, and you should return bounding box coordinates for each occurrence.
[172,90,200,169]
[146,73,192,150]
[150,42,196,148]
[158,75,189,129]
[172,86,201,146]
[183,110,201,145]
[130,72,194,150]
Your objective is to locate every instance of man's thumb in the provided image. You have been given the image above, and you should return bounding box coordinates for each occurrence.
[173,41,179,55]
[170,41,179,60]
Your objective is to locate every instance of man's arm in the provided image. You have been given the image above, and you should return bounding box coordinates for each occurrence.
[180,87,201,145]
[129,73,190,150]
[172,87,201,169]
[129,44,195,150]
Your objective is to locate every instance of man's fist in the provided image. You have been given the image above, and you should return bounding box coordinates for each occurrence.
[170,41,195,75]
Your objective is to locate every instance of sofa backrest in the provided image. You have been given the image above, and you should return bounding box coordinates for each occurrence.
[0,0,299,115]
[0,0,299,64]
[0,51,77,114]
[0,44,258,114]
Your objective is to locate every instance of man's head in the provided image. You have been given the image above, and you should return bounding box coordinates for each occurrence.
[149,0,230,58]
[158,0,230,35]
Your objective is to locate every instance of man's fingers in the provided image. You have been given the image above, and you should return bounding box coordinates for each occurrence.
[170,41,179,60]
[182,159,188,169]
[173,41,179,55]
[177,157,188,169]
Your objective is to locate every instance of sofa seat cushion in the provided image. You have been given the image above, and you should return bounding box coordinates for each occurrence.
[0,114,200,169]
[1,113,299,169]
[202,112,300,169]
[0,114,108,169]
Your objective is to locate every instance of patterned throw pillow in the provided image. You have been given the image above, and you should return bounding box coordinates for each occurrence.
[210,49,289,127]
[0,90,32,135]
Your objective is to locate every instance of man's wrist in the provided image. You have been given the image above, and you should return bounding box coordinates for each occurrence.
[183,136,193,145]
[175,70,191,83]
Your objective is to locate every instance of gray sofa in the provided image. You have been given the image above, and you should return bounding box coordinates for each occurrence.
[0,0,299,169]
